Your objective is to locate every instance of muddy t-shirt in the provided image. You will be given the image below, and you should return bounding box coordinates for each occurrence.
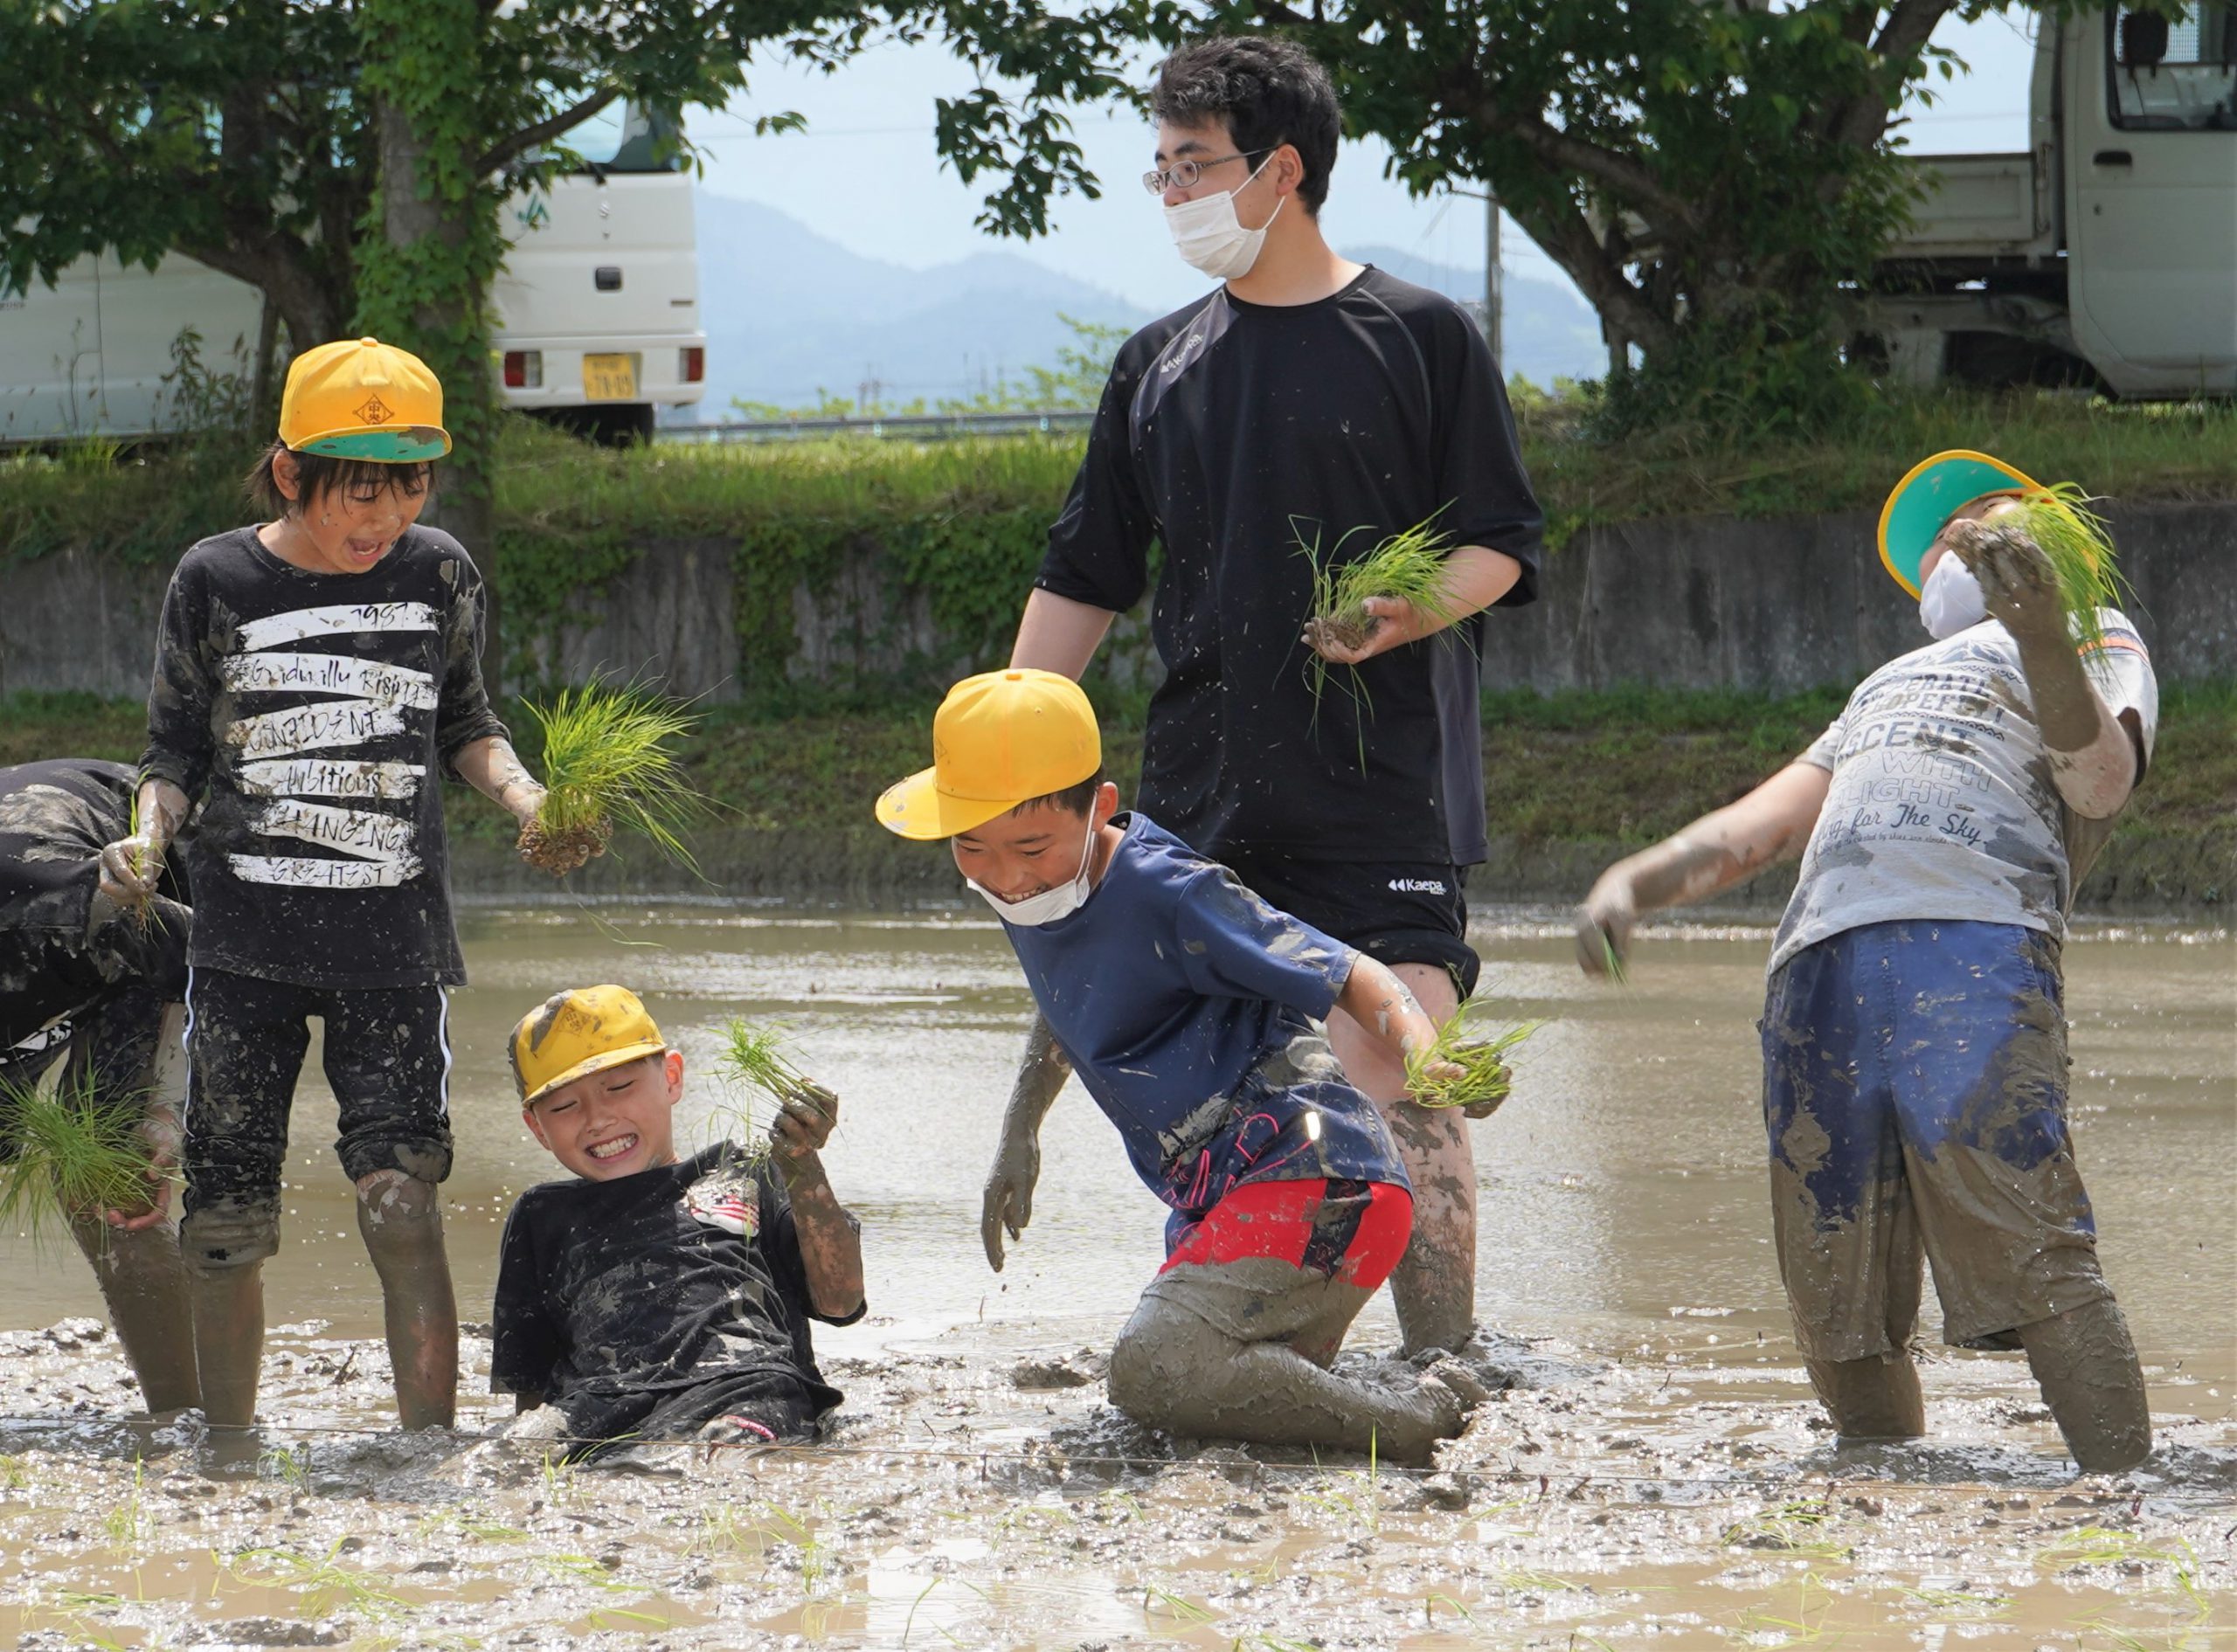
[138,525,506,989]
[1002,813,1408,1219]
[1770,612,2157,976]
[490,1144,861,1446]
[0,759,190,1053]
[1038,266,1543,867]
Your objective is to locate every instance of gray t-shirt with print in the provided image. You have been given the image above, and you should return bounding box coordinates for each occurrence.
[1768,610,2157,977]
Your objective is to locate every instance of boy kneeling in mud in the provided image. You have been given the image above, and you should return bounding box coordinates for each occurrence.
[494,986,864,1460]
[878,669,1488,1463]
[1575,452,2155,1473]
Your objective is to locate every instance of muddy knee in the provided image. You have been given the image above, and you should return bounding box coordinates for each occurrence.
[2018,1301,2150,1474]
[180,1199,280,1272]
[355,1167,442,1230]
[1107,1302,1221,1429]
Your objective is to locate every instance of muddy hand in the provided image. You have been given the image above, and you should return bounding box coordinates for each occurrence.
[98,833,163,904]
[980,1128,1040,1273]
[769,1082,838,1160]
[1457,1051,1513,1121]
[1574,878,1636,980]
[1304,596,1422,666]
[1957,522,2064,644]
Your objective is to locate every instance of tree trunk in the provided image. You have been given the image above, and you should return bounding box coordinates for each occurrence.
[374,91,506,701]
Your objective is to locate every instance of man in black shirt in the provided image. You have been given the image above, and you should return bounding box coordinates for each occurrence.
[1000,36,1543,1355]
[0,758,197,1414]
[494,986,865,1458]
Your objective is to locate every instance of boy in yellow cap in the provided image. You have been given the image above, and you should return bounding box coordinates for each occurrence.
[98,337,588,1432]
[492,986,864,1458]
[1572,453,2156,1474]
[879,668,1492,1463]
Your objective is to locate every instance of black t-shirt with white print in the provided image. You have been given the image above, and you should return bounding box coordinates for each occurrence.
[1037,266,1543,867]
[490,1144,861,1448]
[139,525,506,989]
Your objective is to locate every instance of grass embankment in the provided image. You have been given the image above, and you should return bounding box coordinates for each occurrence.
[10,683,2229,909]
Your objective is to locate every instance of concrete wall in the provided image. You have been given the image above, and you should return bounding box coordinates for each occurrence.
[5,501,2228,700]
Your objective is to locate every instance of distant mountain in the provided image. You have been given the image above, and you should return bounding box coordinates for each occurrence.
[693,193,1151,412]
[1340,244,1605,389]
[685,193,1608,417]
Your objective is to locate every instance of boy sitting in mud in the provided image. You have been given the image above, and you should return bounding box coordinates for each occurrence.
[494,986,865,1459]
[1574,452,2156,1474]
[877,669,1488,1464]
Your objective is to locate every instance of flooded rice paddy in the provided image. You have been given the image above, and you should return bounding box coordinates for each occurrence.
[1,904,2230,1649]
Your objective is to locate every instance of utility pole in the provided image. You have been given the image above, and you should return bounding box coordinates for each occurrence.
[1484,195,1504,368]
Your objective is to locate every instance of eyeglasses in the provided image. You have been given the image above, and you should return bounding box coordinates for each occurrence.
[1141,149,1273,195]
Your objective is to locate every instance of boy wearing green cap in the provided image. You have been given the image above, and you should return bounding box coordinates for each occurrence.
[100,337,586,1432]
[879,668,1492,1464]
[1572,453,2155,1474]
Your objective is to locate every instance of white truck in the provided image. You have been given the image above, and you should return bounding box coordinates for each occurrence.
[1864,2,2236,397]
[0,101,704,446]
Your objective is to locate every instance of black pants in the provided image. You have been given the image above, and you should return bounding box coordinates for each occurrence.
[181,967,454,1268]
[0,986,170,1162]
[1218,849,1480,1000]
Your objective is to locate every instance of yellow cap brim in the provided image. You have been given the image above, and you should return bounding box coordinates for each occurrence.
[520,1040,668,1109]
[876,766,1028,841]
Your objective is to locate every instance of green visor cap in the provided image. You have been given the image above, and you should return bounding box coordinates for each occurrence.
[295,425,453,462]
[1876,449,2040,598]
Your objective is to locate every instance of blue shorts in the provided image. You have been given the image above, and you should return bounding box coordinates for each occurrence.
[1761,919,2112,1361]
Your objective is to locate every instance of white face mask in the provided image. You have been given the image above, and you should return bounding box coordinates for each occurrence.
[1163,155,1285,280]
[967,814,1098,928]
[1918,552,1990,639]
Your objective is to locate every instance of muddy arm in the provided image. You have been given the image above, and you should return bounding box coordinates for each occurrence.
[1959,527,2142,819]
[770,1085,865,1321]
[982,1015,1070,1272]
[451,736,545,827]
[1333,955,1444,1074]
[97,778,190,904]
[1576,761,1832,977]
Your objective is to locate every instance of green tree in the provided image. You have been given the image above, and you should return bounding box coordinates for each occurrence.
[958,0,2065,430]
[0,0,1131,685]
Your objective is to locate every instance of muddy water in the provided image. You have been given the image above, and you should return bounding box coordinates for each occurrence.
[1,905,2232,1649]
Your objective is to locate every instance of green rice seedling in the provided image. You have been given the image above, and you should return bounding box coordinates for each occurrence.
[709,1019,833,1164]
[0,1068,158,1245]
[225,1539,405,1620]
[1300,511,1464,657]
[1721,1500,1849,1559]
[520,679,710,875]
[100,1458,147,1551]
[1403,1006,1546,1112]
[1140,1583,1215,1624]
[1960,484,2130,653]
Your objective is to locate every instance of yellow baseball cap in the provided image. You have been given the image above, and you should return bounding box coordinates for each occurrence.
[509,985,668,1109]
[876,669,1101,841]
[279,336,452,461]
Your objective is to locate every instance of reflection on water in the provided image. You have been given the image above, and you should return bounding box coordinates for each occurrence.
[4,906,2231,1393]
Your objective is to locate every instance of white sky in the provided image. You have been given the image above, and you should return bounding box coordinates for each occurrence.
[689,11,2044,315]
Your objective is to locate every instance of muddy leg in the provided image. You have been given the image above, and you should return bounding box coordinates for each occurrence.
[1107,1284,1465,1466]
[1328,962,1474,1355]
[1804,1354,1924,1440]
[67,1212,200,1414]
[2018,1300,2150,1473]
[189,1257,267,1428]
[354,1169,458,1430]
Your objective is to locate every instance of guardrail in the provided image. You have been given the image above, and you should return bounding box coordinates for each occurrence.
[657,410,1097,445]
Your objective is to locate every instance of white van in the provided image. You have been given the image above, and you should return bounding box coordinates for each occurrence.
[0,101,704,445]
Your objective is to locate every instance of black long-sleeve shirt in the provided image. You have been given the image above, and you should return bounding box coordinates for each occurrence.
[139,525,505,989]
[1039,266,1543,867]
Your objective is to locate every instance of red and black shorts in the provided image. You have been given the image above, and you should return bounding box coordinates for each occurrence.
[1162,1176,1413,1294]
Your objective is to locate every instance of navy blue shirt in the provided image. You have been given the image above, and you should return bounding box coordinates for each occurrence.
[1002,814,1409,1223]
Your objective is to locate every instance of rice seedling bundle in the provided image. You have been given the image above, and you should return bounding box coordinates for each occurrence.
[521,681,709,874]
[1300,514,1464,656]
[1963,484,2128,653]
[1403,1008,1545,1113]
[0,1073,157,1242]
[710,1020,833,1162]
